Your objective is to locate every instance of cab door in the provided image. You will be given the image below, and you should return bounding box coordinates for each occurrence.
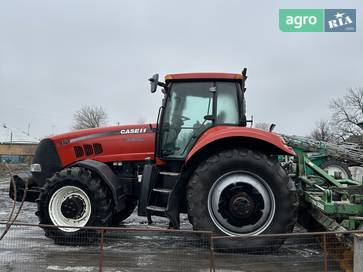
[159,81,214,159]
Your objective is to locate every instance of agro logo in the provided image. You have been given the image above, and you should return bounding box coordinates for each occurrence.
[120,128,147,135]
[285,15,317,29]
[279,9,324,32]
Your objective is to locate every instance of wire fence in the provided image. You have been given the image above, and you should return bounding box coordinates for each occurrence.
[212,232,355,272]
[0,222,362,272]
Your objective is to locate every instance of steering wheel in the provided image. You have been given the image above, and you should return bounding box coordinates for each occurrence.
[172,114,190,122]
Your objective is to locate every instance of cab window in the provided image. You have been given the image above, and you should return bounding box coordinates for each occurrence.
[216,82,239,125]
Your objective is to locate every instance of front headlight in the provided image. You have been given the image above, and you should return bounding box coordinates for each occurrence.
[30,163,42,172]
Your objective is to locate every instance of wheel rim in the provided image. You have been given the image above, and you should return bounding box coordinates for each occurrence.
[323,165,349,179]
[208,171,276,236]
[48,186,92,232]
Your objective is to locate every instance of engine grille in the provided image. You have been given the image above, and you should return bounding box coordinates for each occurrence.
[74,146,84,158]
[83,144,93,156]
[74,143,103,158]
[93,143,103,154]
[32,138,62,187]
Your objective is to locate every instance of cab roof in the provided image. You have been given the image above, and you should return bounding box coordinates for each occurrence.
[165,73,243,81]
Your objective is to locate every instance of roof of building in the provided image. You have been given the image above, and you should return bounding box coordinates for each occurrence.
[0,126,39,144]
[165,73,243,81]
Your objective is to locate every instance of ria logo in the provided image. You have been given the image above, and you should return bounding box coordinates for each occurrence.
[325,9,356,32]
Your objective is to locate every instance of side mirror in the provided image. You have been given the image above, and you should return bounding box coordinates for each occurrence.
[149,74,159,93]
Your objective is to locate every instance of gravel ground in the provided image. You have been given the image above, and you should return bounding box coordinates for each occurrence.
[0,177,342,272]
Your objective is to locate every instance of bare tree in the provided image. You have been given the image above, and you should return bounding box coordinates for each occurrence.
[73,105,108,130]
[254,122,270,131]
[330,87,363,141]
[310,120,335,142]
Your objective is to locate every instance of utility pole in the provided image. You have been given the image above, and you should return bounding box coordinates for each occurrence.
[3,124,13,145]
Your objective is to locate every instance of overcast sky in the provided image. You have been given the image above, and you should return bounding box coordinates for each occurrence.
[0,0,362,139]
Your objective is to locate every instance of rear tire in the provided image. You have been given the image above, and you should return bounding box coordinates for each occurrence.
[36,167,113,245]
[186,149,297,251]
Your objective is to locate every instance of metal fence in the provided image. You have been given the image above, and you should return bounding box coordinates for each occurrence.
[0,222,361,272]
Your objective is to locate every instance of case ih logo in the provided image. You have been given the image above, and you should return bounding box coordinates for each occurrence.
[120,128,147,135]
[325,9,356,32]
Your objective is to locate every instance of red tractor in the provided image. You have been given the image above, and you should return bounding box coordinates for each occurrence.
[10,69,297,249]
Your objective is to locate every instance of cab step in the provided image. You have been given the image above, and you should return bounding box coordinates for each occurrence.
[139,164,181,228]
[159,171,180,176]
[152,188,172,194]
[146,205,167,212]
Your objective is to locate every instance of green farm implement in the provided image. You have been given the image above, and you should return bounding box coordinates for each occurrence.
[282,135,363,232]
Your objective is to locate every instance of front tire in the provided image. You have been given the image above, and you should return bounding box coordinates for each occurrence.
[36,167,113,245]
[187,149,297,251]
[111,197,137,226]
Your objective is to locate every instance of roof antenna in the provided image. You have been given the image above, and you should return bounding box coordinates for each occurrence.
[242,67,247,79]
[241,67,248,93]
[269,123,276,132]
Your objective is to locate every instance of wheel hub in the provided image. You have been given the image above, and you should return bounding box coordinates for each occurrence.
[48,185,92,232]
[61,195,86,219]
[229,192,255,218]
[208,171,276,236]
[324,165,349,179]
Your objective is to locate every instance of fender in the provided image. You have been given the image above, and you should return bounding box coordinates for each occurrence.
[71,159,125,211]
[186,126,295,162]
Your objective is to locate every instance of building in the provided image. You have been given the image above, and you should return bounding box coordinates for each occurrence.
[0,126,39,164]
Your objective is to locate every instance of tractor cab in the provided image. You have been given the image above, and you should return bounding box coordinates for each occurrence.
[151,71,248,159]
[138,71,250,227]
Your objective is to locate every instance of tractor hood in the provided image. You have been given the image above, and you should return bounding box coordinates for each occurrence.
[49,124,156,167]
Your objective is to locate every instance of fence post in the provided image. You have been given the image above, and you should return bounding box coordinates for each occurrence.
[323,234,328,272]
[209,233,216,272]
[354,233,363,272]
[99,229,105,272]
